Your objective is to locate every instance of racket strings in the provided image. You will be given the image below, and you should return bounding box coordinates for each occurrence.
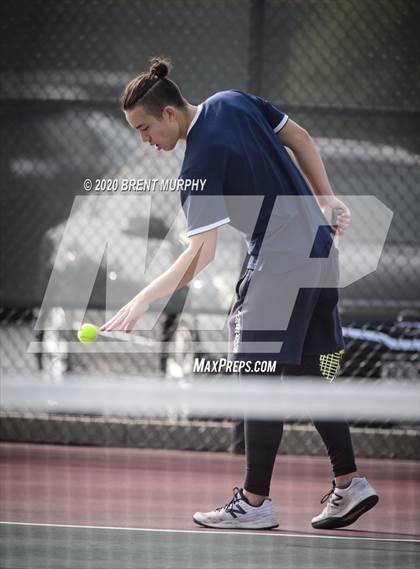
[319,350,345,381]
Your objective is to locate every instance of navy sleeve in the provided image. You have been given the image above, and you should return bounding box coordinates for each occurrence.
[251,95,289,133]
[179,148,230,237]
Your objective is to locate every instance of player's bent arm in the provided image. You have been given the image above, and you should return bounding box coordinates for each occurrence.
[277,119,336,204]
[137,228,217,305]
[278,119,351,231]
[285,147,317,196]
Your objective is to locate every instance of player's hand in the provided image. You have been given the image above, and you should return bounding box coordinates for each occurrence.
[100,294,150,333]
[321,197,351,236]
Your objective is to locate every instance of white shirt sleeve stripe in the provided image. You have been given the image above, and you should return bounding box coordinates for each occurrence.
[273,114,289,133]
[186,217,231,237]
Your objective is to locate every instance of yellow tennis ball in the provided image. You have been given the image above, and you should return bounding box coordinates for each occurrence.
[77,323,98,343]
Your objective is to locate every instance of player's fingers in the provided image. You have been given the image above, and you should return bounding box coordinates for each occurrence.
[336,213,350,233]
[100,316,121,331]
[341,215,351,225]
[123,318,136,333]
[101,309,128,331]
[101,309,124,328]
[100,320,114,331]
[100,318,117,331]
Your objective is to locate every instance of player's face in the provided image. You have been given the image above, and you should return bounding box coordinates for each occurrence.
[124,105,180,151]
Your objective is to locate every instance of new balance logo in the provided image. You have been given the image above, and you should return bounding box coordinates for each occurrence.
[331,493,343,507]
[228,505,246,518]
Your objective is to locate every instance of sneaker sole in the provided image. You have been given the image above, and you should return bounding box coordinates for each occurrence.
[193,517,279,530]
[312,494,379,530]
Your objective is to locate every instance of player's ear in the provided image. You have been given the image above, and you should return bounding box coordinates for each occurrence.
[163,106,177,122]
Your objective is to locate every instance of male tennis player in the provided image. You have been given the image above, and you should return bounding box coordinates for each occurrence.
[101,57,378,530]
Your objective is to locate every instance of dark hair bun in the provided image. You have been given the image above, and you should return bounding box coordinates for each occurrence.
[149,57,171,80]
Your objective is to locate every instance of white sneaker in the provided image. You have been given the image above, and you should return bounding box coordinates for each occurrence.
[312,477,379,530]
[193,487,279,529]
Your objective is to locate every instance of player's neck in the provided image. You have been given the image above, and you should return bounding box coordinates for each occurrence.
[179,103,199,139]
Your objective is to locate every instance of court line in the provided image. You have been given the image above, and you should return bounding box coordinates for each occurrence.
[1,521,419,544]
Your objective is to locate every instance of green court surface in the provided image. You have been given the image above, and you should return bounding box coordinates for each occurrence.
[1,523,419,569]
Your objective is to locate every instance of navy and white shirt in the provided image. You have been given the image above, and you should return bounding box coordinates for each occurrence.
[179,90,334,271]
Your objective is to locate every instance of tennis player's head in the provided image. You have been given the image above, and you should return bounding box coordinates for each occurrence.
[121,57,190,151]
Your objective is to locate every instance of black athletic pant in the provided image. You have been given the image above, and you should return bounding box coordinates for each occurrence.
[243,355,357,496]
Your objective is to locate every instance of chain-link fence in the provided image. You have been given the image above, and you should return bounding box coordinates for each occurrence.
[1,0,419,458]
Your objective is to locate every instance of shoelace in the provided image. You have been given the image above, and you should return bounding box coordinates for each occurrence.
[217,487,243,512]
[320,481,336,504]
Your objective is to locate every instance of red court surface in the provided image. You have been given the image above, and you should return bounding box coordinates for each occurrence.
[1,443,419,540]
